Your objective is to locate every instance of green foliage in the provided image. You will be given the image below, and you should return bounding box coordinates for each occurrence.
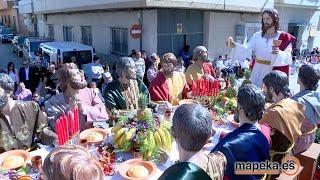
[315,128,320,144]
[243,68,251,80]
[225,87,237,99]
[138,93,149,109]
[229,74,237,86]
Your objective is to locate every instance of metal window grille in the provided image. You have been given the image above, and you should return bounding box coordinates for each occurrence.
[81,26,92,46]
[63,26,73,42]
[111,27,128,55]
[48,25,54,40]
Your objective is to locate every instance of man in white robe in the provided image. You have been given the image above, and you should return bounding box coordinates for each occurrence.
[228,9,296,87]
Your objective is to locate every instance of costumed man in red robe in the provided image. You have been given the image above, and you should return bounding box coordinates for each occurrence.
[228,8,296,87]
[185,46,216,86]
[149,53,189,106]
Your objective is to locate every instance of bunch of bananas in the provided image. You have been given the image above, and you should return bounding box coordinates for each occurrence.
[153,126,172,152]
[111,123,172,154]
[112,125,136,149]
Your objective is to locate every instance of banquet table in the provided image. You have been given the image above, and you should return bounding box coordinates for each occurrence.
[29,114,238,179]
[29,127,227,180]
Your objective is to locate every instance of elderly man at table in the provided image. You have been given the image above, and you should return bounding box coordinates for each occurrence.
[185,46,216,85]
[104,57,149,110]
[159,104,226,180]
[260,71,304,164]
[149,53,189,106]
[291,65,320,154]
[0,73,56,153]
[45,63,108,132]
[211,84,271,179]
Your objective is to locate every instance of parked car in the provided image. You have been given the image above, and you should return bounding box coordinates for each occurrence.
[0,28,14,43]
[12,35,26,57]
[23,37,50,62]
[39,41,94,67]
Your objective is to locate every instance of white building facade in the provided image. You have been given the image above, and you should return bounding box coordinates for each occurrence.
[26,0,319,63]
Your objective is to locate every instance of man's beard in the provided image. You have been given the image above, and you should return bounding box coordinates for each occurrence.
[264,89,274,103]
[70,80,87,90]
[0,94,8,109]
[263,23,274,31]
[201,54,210,63]
[234,107,240,123]
[163,69,174,76]
[126,73,136,80]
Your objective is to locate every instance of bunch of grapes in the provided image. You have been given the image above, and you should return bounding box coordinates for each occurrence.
[98,143,116,176]
[154,117,161,128]
[125,118,138,129]
[136,121,149,132]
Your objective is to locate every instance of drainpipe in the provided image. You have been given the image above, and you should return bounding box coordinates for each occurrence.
[138,10,143,51]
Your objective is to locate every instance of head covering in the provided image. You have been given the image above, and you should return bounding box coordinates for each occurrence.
[0,73,15,92]
[292,90,320,126]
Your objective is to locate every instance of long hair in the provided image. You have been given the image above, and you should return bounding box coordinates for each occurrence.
[263,71,291,98]
[261,9,280,36]
[7,62,15,74]
[58,63,79,92]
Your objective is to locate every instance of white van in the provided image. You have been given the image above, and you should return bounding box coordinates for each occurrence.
[39,42,94,66]
[23,37,50,62]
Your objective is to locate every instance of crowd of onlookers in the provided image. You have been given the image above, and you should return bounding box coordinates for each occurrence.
[2,45,319,112]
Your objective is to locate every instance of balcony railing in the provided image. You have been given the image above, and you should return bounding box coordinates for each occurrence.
[0,0,15,10]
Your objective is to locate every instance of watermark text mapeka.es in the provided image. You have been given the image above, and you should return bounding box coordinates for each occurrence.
[234,156,301,176]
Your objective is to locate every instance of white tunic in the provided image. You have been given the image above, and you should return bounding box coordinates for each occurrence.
[232,31,292,87]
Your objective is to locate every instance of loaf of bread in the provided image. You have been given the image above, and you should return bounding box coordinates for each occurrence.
[127,165,149,178]
[85,132,104,142]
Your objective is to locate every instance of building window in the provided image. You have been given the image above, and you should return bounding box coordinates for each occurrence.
[63,26,73,42]
[13,16,16,32]
[48,25,54,40]
[81,26,92,46]
[111,28,128,55]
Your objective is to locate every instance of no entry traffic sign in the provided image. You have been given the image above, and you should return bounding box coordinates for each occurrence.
[130,24,142,39]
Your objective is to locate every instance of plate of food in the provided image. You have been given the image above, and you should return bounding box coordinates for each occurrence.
[118,159,157,180]
[79,128,108,144]
[0,150,30,170]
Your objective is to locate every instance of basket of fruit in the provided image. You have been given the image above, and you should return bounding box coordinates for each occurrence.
[111,94,172,161]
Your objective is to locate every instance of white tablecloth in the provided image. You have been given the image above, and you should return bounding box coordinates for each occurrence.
[30,135,214,180]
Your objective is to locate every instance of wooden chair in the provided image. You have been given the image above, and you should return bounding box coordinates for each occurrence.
[295,143,320,180]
